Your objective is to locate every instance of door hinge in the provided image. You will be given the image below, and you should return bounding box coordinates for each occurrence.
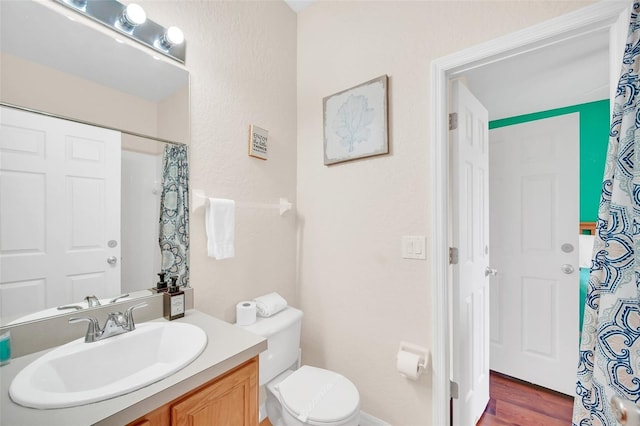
[450,380,459,399]
[449,247,459,265]
[449,112,458,130]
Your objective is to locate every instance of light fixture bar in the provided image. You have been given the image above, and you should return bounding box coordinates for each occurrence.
[55,0,185,64]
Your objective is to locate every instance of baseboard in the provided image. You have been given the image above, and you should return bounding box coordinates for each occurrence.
[360,411,391,426]
[259,403,267,422]
[259,406,388,426]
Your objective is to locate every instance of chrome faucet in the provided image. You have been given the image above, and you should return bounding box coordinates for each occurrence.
[69,302,148,343]
[84,295,102,308]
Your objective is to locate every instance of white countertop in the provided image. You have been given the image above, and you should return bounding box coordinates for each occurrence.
[0,310,267,426]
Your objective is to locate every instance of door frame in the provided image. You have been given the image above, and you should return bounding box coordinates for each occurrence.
[430,2,628,424]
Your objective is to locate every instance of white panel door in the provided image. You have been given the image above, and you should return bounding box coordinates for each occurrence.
[121,150,162,293]
[451,80,490,426]
[0,107,121,321]
[489,113,579,396]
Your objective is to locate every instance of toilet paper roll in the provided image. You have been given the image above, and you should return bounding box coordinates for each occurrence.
[397,350,422,380]
[236,301,257,326]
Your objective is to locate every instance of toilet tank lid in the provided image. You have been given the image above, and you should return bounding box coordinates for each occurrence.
[238,306,303,337]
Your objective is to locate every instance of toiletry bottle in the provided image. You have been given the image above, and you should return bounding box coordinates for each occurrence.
[0,331,11,366]
[156,272,168,293]
[164,276,185,320]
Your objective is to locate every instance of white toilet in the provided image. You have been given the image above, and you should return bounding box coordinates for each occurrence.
[238,307,360,426]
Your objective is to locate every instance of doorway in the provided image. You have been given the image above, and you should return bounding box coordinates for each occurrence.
[430,2,629,425]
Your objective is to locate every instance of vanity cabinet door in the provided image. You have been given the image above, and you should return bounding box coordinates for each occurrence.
[171,358,258,426]
[127,406,170,426]
[171,357,258,426]
[125,356,258,426]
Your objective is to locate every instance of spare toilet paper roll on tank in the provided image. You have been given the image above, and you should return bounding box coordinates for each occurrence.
[236,301,257,326]
[397,350,422,380]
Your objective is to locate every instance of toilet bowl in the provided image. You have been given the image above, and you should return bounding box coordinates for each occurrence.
[266,366,360,426]
[235,306,360,426]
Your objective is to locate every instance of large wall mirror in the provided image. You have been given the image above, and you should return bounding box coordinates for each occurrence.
[0,0,190,326]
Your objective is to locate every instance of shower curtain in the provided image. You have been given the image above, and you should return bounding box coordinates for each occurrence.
[573,3,640,425]
[159,144,190,287]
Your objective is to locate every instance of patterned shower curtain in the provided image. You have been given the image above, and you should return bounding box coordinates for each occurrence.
[159,144,190,287]
[573,3,640,425]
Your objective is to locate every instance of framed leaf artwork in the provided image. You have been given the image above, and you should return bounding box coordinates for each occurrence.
[322,75,389,165]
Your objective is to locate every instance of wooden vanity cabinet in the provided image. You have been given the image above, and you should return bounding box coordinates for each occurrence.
[126,356,258,426]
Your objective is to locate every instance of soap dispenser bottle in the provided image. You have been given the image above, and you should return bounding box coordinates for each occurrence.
[156,272,169,293]
[164,276,185,320]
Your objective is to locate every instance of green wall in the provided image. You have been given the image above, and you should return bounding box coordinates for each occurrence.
[489,99,610,222]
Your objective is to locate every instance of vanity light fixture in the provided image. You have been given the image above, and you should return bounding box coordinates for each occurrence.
[70,0,87,9]
[55,0,186,63]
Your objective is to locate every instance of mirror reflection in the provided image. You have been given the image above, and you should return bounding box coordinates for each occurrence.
[0,0,189,143]
[0,0,190,326]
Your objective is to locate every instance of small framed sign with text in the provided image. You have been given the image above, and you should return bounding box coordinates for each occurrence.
[249,125,268,160]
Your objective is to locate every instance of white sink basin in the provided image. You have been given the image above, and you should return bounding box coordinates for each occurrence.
[9,322,207,409]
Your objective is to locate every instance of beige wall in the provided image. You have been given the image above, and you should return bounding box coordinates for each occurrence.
[0,51,190,143]
[296,1,593,424]
[158,85,191,144]
[0,53,159,139]
[137,0,298,322]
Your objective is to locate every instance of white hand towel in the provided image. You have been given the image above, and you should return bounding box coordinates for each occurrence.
[205,198,235,259]
[579,234,595,268]
[253,292,288,317]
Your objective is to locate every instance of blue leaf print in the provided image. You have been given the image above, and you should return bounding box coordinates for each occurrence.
[332,94,376,152]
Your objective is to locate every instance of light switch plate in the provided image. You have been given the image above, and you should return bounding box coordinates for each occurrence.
[402,236,426,260]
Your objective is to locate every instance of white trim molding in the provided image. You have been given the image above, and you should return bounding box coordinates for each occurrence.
[430,1,629,425]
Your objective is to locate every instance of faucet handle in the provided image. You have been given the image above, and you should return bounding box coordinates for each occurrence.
[109,293,130,304]
[124,302,148,331]
[69,316,100,343]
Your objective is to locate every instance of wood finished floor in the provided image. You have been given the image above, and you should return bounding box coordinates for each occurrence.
[260,417,272,426]
[260,370,574,426]
[477,371,574,426]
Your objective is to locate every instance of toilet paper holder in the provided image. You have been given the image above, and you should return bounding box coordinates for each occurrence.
[397,341,429,378]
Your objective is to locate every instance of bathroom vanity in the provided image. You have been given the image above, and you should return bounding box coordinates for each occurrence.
[126,356,257,426]
[0,310,266,426]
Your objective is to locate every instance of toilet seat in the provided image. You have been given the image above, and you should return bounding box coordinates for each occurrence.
[277,365,360,424]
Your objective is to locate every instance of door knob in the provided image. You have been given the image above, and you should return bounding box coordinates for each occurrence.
[107,256,118,265]
[485,267,498,277]
[561,264,574,274]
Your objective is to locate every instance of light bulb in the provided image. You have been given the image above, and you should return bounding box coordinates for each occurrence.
[166,27,184,46]
[122,3,146,27]
[159,26,184,49]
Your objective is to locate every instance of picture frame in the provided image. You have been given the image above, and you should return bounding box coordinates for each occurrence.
[323,75,389,165]
[249,124,268,160]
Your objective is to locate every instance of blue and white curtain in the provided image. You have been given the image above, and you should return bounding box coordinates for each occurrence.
[159,144,189,287]
[573,3,640,424]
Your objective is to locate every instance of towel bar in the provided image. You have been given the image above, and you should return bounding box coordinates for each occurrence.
[192,189,292,216]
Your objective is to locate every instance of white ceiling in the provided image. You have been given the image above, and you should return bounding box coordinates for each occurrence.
[0,0,188,103]
[284,0,315,14]
[463,29,611,120]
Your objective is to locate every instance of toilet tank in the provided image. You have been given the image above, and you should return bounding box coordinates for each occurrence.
[238,307,303,385]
